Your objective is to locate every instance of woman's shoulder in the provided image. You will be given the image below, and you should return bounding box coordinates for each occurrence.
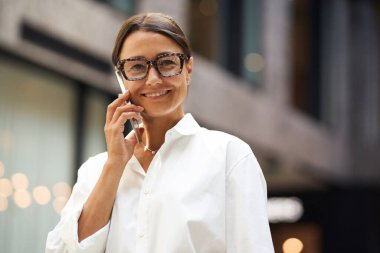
[197,127,253,155]
[194,128,256,172]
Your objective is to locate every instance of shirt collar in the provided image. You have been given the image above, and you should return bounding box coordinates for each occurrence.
[171,113,201,136]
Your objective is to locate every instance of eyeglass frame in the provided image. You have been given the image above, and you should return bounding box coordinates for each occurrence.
[116,52,189,81]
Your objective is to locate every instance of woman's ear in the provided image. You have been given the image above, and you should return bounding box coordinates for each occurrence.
[186,56,193,84]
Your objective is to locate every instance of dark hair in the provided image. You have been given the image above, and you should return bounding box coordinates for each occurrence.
[112,13,192,66]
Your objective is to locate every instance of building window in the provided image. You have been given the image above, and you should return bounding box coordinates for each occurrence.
[0,51,111,252]
[376,0,380,138]
[189,0,263,87]
[81,87,111,164]
[93,0,136,15]
[290,0,322,120]
[189,0,219,61]
[0,52,77,252]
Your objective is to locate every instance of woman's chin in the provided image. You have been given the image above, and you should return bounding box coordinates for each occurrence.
[141,107,184,121]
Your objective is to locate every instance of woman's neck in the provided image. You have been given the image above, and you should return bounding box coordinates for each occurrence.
[141,111,184,151]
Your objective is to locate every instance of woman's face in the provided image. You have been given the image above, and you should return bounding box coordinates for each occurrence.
[119,31,193,120]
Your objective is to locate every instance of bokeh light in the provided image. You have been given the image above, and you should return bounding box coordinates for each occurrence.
[52,182,71,198]
[199,0,218,16]
[33,185,51,205]
[282,237,304,253]
[0,178,13,197]
[11,173,29,190]
[13,189,32,208]
[267,197,304,223]
[53,196,68,214]
[244,53,265,73]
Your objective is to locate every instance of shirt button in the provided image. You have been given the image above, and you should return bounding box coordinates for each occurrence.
[143,188,151,195]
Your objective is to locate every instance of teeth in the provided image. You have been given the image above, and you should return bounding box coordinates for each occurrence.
[144,90,168,97]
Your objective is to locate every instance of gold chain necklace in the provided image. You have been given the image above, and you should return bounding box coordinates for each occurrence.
[142,143,157,155]
[144,146,157,155]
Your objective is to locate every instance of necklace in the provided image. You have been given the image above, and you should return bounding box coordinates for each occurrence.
[143,143,157,155]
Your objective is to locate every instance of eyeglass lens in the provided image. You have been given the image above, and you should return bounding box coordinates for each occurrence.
[123,55,183,80]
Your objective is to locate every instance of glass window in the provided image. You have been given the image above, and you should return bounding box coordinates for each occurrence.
[81,89,109,163]
[240,0,263,85]
[0,52,112,252]
[189,0,263,87]
[0,54,76,252]
[376,1,380,137]
[93,0,136,15]
[189,0,219,61]
[290,0,322,120]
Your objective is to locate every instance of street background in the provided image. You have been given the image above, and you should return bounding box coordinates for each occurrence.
[0,0,379,252]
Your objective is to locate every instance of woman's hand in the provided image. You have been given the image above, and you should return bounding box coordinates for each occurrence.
[78,91,143,242]
[104,91,144,168]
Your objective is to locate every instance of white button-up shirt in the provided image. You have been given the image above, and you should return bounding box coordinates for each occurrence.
[46,114,274,253]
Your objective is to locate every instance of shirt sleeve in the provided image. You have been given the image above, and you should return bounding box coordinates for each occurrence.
[45,157,110,253]
[226,152,274,253]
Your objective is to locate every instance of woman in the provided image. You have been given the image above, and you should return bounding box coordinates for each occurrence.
[46,13,274,253]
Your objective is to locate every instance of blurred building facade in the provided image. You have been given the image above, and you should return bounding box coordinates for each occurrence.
[0,0,379,252]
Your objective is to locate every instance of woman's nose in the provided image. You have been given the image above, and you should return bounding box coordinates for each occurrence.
[145,65,163,86]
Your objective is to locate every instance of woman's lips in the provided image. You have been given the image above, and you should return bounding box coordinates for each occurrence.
[142,90,171,98]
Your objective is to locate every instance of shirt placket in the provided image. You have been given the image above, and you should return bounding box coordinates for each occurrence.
[135,154,162,253]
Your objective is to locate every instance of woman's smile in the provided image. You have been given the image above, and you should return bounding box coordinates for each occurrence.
[141,89,171,98]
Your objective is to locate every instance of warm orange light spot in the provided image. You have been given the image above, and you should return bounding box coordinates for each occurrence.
[33,186,51,205]
[53,182,71,198]
[283,237,304,253]
[13,189,32,208]
[11,173,29,190]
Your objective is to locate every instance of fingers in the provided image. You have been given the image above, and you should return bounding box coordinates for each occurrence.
[106,91,144,125]
[105,91,131,124]
[104,93,144,167]
[115,112,142,132]
[111,104,144,125]
[104,92,145,143]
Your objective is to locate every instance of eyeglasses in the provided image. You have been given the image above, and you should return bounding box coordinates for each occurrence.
[116,53,189,81]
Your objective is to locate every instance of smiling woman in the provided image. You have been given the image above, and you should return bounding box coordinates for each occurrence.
[118,30,192,122]
[45,12,274,253]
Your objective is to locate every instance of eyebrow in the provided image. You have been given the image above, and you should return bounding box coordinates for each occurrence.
[125,51,178,61]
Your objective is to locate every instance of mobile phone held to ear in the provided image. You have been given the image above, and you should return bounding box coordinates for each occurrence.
[115,69,142,143]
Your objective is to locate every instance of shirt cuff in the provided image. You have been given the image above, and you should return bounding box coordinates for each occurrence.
[61,210,110,253]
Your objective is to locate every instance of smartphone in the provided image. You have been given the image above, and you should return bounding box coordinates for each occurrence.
[115,69,142,143]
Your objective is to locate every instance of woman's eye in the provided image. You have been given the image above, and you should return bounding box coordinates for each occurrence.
[159,60,176,66]
[129,64,145,71]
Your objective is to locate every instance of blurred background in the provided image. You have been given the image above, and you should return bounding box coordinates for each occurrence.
[0,0,379,252]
